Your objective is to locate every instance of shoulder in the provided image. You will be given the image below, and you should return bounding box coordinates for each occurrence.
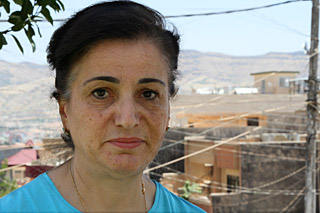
[1,173,47,212]
[0,172,79,213]
[149,181,206,213]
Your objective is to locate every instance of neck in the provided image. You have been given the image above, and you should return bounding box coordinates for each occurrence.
[70,157,147,212]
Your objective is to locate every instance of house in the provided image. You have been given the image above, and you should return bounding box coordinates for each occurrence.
[0,140,56,186]
[155,92,314,212]
[170,94,306,129]
[0,146,37,186]
[159,132,307,212]
[250,71,299,94]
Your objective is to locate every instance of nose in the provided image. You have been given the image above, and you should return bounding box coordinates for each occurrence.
[114,97,140,129]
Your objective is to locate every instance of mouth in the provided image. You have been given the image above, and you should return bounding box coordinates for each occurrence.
[107,137,145,149]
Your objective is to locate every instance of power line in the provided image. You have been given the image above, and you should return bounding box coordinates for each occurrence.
[161,101,304,152]
[0,0,311,23]
[165,0,311,18]
[248,11,309,38]
[280,187,305,212]
[150,161,306,195]
[167,141,308,162]
[145,126,261,173]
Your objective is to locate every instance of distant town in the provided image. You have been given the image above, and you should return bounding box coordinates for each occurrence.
[0,54,314,212]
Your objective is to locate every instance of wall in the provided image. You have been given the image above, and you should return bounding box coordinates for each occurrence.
[265,111,307,133]
[177,113,268,128]
[212,142,306,212]
[253,73,297,94]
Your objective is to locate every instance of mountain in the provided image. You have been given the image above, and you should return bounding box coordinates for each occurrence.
[0,51,310,128]
[0,60,51,87]
[178,50,308,93]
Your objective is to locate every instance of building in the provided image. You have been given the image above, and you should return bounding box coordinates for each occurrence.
[0,140,59,187]
[250,71,299,94]
[170,94,306,129]
[158,92,312,212]
[159,131,307,212]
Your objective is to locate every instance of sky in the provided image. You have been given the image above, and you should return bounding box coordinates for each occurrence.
[0,0,313,65]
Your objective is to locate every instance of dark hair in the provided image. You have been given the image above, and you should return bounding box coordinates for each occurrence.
[47,0,180,148]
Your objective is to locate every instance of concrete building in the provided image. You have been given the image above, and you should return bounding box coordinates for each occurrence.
[250,71,299,94]
[159,132,307,212]
[170,94,306,129]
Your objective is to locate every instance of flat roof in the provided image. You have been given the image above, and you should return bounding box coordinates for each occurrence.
[170,94,305,114]
[250,71,300,75]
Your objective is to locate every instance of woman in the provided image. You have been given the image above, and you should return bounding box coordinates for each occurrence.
[1,1,205,212]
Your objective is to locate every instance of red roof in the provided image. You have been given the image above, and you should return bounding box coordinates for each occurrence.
[6,149,37,165]
[25,140,34,146]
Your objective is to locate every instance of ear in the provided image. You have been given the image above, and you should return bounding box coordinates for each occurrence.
[58,99,69,130]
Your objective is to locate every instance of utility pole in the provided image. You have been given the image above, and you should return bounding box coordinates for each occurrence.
[305,0,319,212]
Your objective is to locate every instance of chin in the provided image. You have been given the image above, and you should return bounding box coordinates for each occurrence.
[103,154,148,176]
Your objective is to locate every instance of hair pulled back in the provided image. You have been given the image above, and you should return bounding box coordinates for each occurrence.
[47,0,180,149]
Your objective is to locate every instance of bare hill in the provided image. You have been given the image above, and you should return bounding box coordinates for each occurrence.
[0,51,310,122]
[0,60,50,87]
[178,51,308,93]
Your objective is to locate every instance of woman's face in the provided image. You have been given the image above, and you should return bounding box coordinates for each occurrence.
[59,40,170,177]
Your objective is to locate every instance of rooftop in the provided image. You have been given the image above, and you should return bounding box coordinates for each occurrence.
[250,71,300,75]
[170,94,306,114]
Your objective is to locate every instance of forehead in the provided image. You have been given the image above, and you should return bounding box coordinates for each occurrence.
[71,39,170,82]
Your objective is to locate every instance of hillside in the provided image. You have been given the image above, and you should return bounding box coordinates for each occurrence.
[0,51,310,124]
[178,50,308,93]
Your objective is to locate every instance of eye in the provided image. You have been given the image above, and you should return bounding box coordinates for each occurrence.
[141,90,158,100]
[92,88,109,99]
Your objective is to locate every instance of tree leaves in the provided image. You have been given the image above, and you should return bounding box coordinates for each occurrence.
[0,0,10,13]
[179,180,203,200]
[11,34,23,53]
[20,0,33,20]
[25,23,36,52]
[40,7,53,25]
[0,0,65,53]
[0,159,18,197]
[13,0,23,6]
[0,33,8,49]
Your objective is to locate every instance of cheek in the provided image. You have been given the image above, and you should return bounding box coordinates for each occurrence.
[146,108,168,129]
[146,109,168,141]
[68,106,101,141]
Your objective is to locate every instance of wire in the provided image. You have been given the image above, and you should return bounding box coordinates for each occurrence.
[0,0,311,23]
[161,100,305,152]
[248,11,309,38]
[167,141,307,162]
[145,126,261,173]
[280,186,305,212]
[165,0,311,18]
[181,114,307,128]
[212,178,305,207]
[149,161,306,195]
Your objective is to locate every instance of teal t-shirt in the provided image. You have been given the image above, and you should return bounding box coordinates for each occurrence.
[0,173,205,212]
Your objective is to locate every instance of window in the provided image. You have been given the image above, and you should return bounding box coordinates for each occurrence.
[279,77,289,88]
[261,80,266,94]
[227,175,239,193]
[14,170,24,179]
[247,117,259,126]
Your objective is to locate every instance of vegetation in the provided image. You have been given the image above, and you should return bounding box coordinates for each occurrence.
[0,159,18,198]
[179,180,202,200]
[0,0,65,53]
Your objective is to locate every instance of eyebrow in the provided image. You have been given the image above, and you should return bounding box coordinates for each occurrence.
[138,78,165,86]
[83,76,120,86]
[83,76,165,86]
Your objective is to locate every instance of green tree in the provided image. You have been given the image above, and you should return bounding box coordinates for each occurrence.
[179,180,202,200]
[0,159,18,197]
[0,0,64,53]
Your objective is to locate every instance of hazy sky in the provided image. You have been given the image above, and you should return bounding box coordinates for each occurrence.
[0,0,313,64]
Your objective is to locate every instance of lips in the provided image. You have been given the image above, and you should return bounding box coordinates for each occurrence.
[108,137,144,149]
